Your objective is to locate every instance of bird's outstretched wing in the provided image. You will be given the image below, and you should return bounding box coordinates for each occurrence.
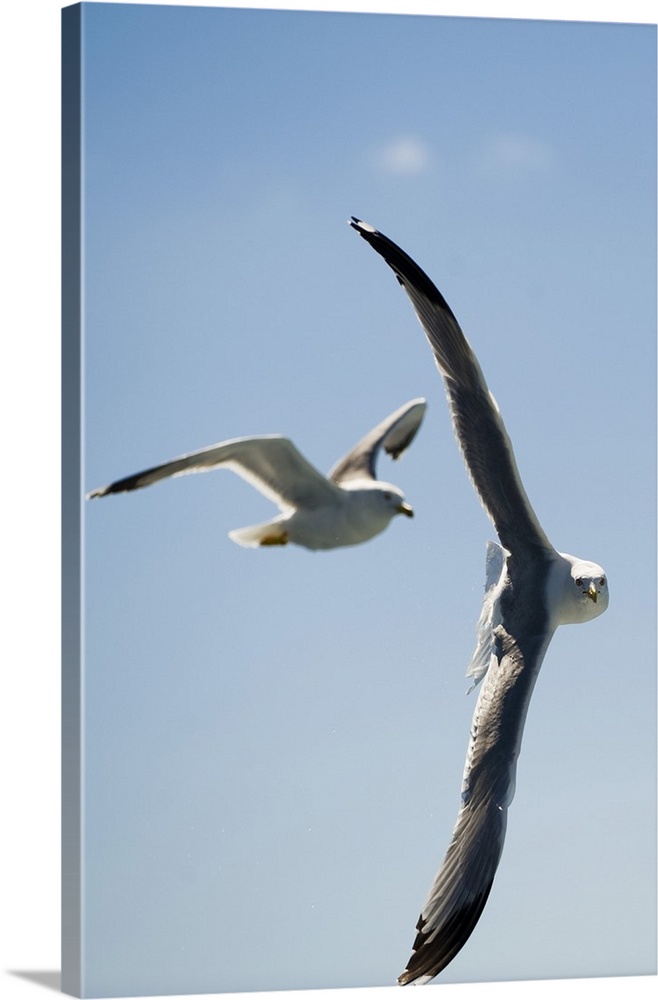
[349,219,552,556]
[328,397,427,485]
[86,435,340,511]
[398,623,550,984]
[466,540,506,691]
[398,794,502,984]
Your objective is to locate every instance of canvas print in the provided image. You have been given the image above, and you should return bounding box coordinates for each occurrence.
[62,3,657,997]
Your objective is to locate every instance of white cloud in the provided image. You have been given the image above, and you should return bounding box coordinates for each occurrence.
[376,135,431,174]
[482,133,556,173]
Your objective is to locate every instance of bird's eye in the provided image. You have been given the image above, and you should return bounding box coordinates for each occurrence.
[383,492,392,501]
[600,577,606,587]
[575,577,583,587]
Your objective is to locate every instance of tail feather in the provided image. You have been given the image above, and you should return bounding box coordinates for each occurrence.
[228,520,289,548]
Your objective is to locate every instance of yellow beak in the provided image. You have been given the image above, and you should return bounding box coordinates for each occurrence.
[587,582,598,603]
[398,501,414,518]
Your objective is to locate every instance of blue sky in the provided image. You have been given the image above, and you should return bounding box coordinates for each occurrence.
[71,3,657,997]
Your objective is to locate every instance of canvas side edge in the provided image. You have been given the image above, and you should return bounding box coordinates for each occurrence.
[61,4,83,997]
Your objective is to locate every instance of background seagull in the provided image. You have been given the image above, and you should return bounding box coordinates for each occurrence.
[86,397,426,551]
[350,218,609,984]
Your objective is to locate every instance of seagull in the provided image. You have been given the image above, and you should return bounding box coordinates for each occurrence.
[350,218,609,984]
[86,397,426,551]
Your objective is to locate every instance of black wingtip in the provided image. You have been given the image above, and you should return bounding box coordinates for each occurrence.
[349,216,457,319]
[85,472,143,499]
[348,216,373,233]
[86,486,111,500]
[396,880,495,986]
[349,215,378,231]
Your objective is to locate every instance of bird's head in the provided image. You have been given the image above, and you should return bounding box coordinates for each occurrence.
[347,480,414,526]
[376,482,414,520]
[556,555,609,624]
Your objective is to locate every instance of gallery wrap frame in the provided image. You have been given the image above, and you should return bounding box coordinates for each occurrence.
[60,3,657,998]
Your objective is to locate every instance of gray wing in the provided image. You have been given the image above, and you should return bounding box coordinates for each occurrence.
[350,219,552,556]
[86,435,341,511]
[398,790,503,984]
[466,541,506,691]
[398,624,551,985]
[327,397,427,485]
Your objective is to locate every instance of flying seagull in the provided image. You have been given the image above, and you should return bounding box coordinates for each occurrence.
[350,218,609,984]
[86,397,426,551]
